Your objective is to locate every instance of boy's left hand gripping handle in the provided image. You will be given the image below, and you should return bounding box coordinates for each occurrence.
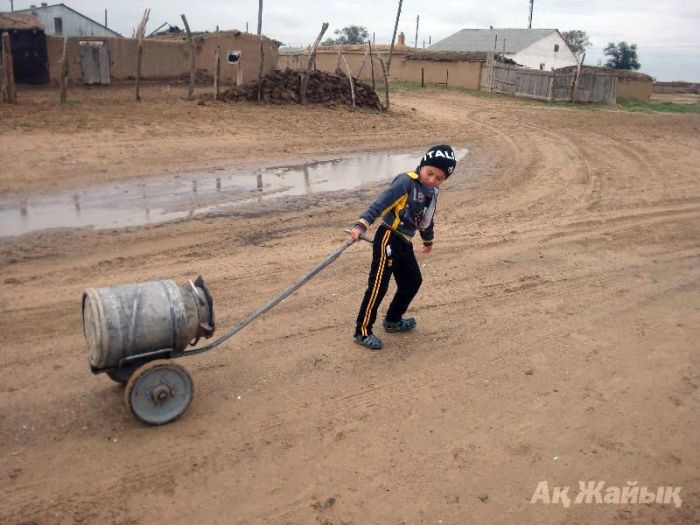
[345,227,372,244]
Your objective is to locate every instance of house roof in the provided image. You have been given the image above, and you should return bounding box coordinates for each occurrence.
[430,28,560,54]
[14,2,122,37]
[0,13,45,31]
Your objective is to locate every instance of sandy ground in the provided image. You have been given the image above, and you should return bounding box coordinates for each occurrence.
[1,83,699,524]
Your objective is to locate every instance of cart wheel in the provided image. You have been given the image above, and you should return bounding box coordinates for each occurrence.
[106,365,136,385]
[124,360,194,426]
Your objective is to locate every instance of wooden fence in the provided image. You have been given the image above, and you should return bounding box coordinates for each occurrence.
[480,56,617,104]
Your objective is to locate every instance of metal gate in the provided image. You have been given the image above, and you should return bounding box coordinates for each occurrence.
[80,41,110,85]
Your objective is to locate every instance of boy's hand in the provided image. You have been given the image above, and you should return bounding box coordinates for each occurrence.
[350,220,368,241]
[422,244,433,255]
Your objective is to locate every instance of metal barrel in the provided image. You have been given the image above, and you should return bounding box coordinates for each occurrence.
[82,276,214,372]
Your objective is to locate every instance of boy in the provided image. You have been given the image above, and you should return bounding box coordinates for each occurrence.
[350,145,457,350]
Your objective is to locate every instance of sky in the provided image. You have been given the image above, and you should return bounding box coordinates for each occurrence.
[6,0,700,81]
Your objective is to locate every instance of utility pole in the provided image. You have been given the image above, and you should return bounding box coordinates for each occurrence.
[257,0,263,35]
[11,0,14,12]
[528,0,534,28]
[104,9,107,28]
[414,15,419,48]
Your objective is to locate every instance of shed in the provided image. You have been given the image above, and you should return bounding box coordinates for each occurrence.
[0,13,49,84]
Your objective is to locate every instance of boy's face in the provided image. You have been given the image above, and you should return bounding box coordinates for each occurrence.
[419,165,447,189]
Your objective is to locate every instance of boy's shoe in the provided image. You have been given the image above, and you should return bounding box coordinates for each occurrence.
[353,334,383,350]
[382,317,417,333]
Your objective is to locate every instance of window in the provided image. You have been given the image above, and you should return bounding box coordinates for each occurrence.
[54,17,63,35]
[554,44,560,52]
[539,63,545,70]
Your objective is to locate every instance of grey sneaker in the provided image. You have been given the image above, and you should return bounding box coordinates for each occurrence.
[353,334,383,350]
[382,318,417,333]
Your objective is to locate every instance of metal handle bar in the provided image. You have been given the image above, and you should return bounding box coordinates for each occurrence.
[182,234,368,357]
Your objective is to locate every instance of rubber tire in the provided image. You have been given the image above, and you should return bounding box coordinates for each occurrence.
[124,360,194,426]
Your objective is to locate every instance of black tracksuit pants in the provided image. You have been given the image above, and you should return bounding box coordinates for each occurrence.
[355,224,423,337]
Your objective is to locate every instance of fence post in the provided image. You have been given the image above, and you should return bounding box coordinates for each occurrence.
[570,52,585,103]
[181,14,196,100]
[213,26,220,100]
[300,22,329,105]
[1,33,17,103]
[59,35,68,103]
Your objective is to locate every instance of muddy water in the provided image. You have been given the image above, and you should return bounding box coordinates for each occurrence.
[0,148,467,237]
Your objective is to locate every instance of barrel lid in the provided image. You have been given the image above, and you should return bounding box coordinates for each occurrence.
[82,288,108,369]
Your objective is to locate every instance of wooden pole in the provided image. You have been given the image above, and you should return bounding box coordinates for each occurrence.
[181,14,196,100]
[59,36,68,103]
[386,0,403,75]
[355,46,369,78]
[368,41,375,92]
[0,47,5,102]
[300,22,329,105]
[146,22,168,39]
[414,14,419,48]
[378,55,389,111]
[2,33,17,103]
[341,54,356,109]
[571,52,585,103]
[421,67,424,87]
[335,45,342,72]
[384,0,403,110]
[214,26,220,100]
[257,39,265,102]
[134,8,150,101]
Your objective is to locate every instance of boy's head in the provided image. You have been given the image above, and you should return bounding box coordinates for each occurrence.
[417,145,456,189]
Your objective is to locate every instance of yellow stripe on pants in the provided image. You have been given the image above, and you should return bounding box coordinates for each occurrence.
[360,229,391,336]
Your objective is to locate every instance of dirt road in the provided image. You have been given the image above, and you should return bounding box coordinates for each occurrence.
[1,84,699,524]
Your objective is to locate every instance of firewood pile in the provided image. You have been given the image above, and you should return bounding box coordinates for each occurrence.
[215,68,382,109]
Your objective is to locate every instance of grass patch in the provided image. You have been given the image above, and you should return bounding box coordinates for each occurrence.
[388,80,427,91]
[617,99,700,113]
[388,81,503,99]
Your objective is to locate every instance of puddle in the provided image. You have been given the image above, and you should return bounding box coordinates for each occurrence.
[0,147,467,237]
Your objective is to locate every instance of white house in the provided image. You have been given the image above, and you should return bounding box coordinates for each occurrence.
[430,28,577,71]
[14,2,121,38]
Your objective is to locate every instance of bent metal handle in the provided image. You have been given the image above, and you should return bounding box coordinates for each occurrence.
[182,236,360,357]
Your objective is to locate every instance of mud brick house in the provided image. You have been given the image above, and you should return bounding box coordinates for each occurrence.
[0,12,49,84]
[43,30,279,85]
[278,42,488,90]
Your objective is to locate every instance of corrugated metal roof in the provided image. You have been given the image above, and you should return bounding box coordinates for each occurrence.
[0,13,45,31]
[430,28,557,53]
